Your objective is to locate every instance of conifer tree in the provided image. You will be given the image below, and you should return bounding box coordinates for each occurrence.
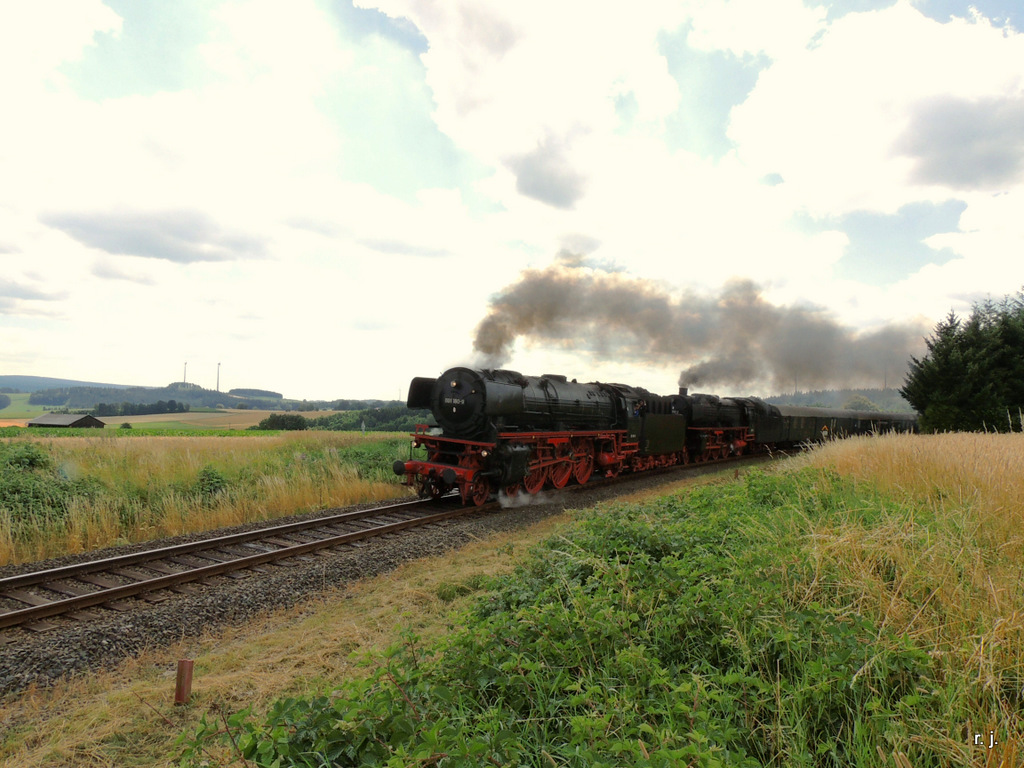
[901,292,1024,431]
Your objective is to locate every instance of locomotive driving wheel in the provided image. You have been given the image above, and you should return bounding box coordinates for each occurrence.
[523,463,548,494]
[549,444,573,489]
[571,438,594,484]
[504,482,522,498]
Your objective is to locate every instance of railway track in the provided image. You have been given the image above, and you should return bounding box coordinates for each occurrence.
[0,451,771,634]
[0,498,480,632]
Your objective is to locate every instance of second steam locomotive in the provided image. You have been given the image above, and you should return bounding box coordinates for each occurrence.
[393,367,917,505]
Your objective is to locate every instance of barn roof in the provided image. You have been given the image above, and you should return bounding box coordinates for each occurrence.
[27,413,105,428]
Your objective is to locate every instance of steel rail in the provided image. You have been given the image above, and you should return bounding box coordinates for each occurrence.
[0,497,438,592]
[0,503,476,630]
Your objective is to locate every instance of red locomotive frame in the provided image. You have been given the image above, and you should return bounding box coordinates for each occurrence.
[397,422,755,506]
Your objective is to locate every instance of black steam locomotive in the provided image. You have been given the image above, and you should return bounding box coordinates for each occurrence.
[393,367,918,505]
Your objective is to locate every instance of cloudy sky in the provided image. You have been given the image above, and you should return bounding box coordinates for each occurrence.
[2,0,1022,400]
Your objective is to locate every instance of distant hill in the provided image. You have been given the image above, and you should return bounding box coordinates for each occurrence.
[0,375,134,393]
[2,375,404,414]
[26,381,298,411]
[763,388,916,413]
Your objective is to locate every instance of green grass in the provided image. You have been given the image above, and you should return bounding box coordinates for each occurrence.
[182,464,1020,766]
[0,393,47,419]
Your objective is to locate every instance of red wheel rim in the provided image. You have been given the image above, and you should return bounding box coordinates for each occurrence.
[523,465,548,494]
[469,477,490,506]
[550,461,572,489]
[504,483,522,497]
[572,439,594,484]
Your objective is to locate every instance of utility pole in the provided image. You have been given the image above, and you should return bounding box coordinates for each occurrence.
[184,361,188,384]
[217,362,221,392]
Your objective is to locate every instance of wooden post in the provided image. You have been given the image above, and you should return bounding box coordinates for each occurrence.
[174,659,194,705]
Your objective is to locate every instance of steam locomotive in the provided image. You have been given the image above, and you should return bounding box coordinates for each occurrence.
[393,367,918,505]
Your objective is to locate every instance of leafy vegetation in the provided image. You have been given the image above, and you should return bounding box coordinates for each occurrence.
[183,459,1019,766]
[901,291,1024,431]
[253,413,310,431]
[308,405,431,433]
[0,393,11,411]
[229,388,283,399]
[92,399,190,417]
[841,393,879,411]
[0,442,100,528]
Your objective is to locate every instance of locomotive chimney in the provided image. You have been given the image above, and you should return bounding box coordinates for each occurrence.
[679,386,688,397]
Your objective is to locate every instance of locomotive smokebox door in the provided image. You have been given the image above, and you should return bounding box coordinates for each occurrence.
[431,368,488,436]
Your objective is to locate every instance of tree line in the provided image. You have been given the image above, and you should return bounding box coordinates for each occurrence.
[228,388,282,399]
[251,406,430,432]
[92,400,190,417]
[901,291,1024,432]
[764,388,913,413]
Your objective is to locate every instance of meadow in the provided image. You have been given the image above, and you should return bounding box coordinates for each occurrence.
[0,431,415,566]
[0,393,47,421]
[2,432,1021,767]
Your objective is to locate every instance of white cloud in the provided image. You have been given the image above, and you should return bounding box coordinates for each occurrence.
[684,0,827,59]
[0,0,120,92]
[730,2,1024,214]
[362,0,684,160]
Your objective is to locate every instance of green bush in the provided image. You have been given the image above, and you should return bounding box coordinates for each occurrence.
[253,413,309,431]
[0,441,100,526]
[194,465,229,501]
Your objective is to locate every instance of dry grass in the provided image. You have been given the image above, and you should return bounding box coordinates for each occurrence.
[788,433,1024,762]
[0,432,413,566]
[0,511,574,768]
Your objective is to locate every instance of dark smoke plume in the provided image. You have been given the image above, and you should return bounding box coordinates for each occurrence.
[472,255,927,393]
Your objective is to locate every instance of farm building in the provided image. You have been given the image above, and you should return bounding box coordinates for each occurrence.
[27,413,105,428]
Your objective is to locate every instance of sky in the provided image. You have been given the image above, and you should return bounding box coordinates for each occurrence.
[2,0,1023,401]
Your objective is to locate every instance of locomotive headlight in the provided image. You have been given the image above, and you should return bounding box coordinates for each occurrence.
[481,450,489,458]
